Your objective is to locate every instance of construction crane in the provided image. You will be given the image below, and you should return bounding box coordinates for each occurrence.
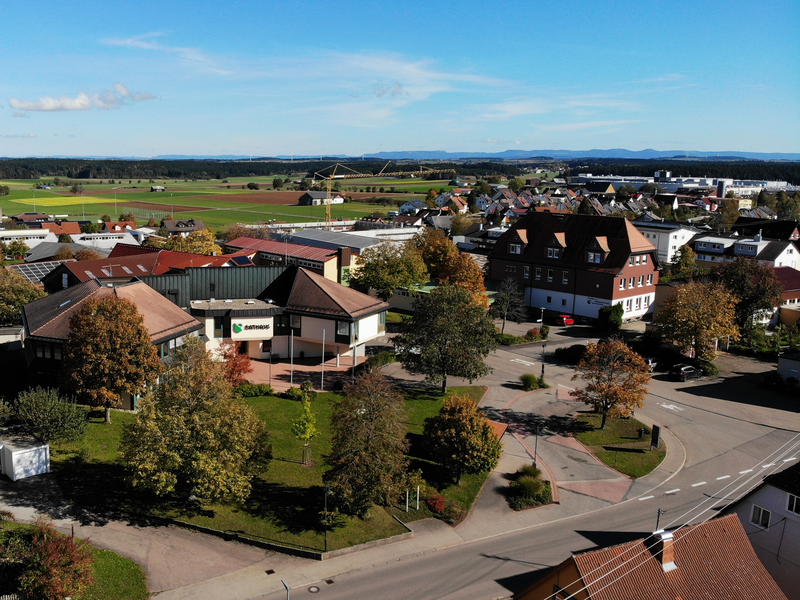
[313,162,457,229]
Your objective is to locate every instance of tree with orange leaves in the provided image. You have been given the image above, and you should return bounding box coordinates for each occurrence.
[570,339,650,429]
[220,340,253,386]
[438,252,489,308]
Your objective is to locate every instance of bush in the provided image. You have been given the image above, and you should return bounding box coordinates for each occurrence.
[366,351,396,369]
[282,387,306,401]
[554,344,587,365]
[506,464,552,511]
[507,482,552,511]
[598,303,624,332]
[698,360,719,377]
[427,494,446,514]
[523,328,541,341]
[540,325,550,339]
[520,373,540,391]
[517,465,542,480]
[495,333,520,346]
[441,500,466,525]
[238,382,275,397]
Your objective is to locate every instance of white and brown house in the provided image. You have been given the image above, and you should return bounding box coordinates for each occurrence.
[489,213,659,321]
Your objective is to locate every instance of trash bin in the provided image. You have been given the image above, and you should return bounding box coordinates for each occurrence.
[638,428,646,439]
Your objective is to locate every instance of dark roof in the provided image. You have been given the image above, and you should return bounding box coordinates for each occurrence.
[6,260,74,285]
[261,266,388,321]
[162,219,204,232]
[568,515,785,600]
[108,243,162,258]
[763,461,800,496]
[731,218,800,240]
[23,280,202,345]
[773,266,800,292]
[489,212,655,273]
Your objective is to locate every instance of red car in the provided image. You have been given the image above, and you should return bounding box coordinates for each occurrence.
[558,314,574,325]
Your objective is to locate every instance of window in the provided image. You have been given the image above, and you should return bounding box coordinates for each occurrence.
[53,344,62,361]
[625,299,632,311]
[638,275,644,287]
[587,252,602,263]
[562,271,569,284]
[523,266,530,279]
[629,277,635,288]
[535,267,541,280]
[635,256,641,265]
[274,315,290,335]
[788,494,800,515]
[561,298,567,307]
[337,320,349,336]
[505,265,517,273]
[751,505,771,529]
[635,297,641,309]
[290,315,301,336]
[647,274,653,285]
[378,311,386,333]
[642,255,647,264]
[546,296,552,304]
[547,269,553,282]
[643,295,650,307]
[213,316,230,338]
[509,243,522,254]
[629,257,634,266]
[547,247,560,259]
[619,279,626,290]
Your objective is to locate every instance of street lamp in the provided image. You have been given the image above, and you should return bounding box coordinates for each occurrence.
[323,484,334,552]
[533,422,540,468]
[541,342,547,377]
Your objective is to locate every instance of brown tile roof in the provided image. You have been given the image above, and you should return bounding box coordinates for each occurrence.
[773,266,800,293]
[487,419,507,440]
[570,515,786,600]
[491,212,656,274]
[103,221,136,232]
[262,266,388,321]
[225,236,340,262]
[40,221,82,235]
[23,280,201,345]
[58,254,160,281]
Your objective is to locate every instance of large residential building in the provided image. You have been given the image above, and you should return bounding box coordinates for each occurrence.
[687,232,799,269]
[631,217,701,264]
[489,213,659,321]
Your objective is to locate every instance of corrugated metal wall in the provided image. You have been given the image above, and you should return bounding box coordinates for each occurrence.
[140,266,286,307]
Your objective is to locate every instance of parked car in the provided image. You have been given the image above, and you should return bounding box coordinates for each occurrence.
[670,363,701,381]
[558,314,575,325]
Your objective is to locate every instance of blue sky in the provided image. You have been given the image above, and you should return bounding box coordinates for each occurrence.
[2,0,798,157]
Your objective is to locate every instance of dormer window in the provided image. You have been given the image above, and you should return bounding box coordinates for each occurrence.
[587,252,602,264]
[509,243,522,255]
[547,247,560,259]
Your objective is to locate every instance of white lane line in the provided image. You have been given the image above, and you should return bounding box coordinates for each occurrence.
[691,481,707,487]
[665,489,680,494]
[784,457,798,462]
[716,475,730,480]
[639,496,654,501]
[739,469,753,474]
[762,463,775,468]
[511,358,537,367]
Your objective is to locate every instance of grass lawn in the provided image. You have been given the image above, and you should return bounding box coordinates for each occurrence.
[0,523,149,600]
[574,413,666,478]
[50,385,489,553]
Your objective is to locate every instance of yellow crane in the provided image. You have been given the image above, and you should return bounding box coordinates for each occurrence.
[313,162,457,228]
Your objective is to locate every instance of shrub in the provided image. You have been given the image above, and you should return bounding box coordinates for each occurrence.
[515,474,545,496]
[524,328,541,341]
[300,380,313,392]
[698,360,719,377]
[506,464,552,511]
[366,351,396,369]
[236,382,275,397]
[517,464,542,480]
[441,500,466,525]
[426,494,446,514]
[540,325,550,339]
[282,387,306,401]
[538,375,548,389]
[554,344,587,365]
[520,373,540,391]
[495,333,520,346]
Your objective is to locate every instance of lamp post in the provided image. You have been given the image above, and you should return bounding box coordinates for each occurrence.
[323,484,333,553]
[533,422,540,468]
[541,342,547,377]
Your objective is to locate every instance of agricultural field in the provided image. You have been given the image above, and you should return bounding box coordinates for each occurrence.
[0,175,448,231]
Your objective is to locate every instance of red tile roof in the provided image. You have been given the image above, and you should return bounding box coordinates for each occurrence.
[570,515,786,600]
[103,221,136,232]
[40,222,82,235]
[773,266,800,292]
[108,243,162,258]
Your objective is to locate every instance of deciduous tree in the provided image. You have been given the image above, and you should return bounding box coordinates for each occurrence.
[423,395,501,483]
[292,398,318,465]
[490,278,528,334]
[14,387,87,442]
[412,228,458,281]
[64,296,162,423]
[220,340,253,386]
[163,228,223,255]
[394,285,497,393]
[74,248,103,261]
[570,340,650,429]
[351,240,428,300]
[324,371,408,517]
[53,245,74,260]
[0,269,46,325]
[669,246,705,279]
[711,258,783,337]
[438,252,488,308]
[121,337,271,501]
[655,281,740,361]
[7,239,29,258]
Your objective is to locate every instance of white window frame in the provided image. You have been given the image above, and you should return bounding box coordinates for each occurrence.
[523,266,530,279]
[638,275,644,287]
[642,255,648,264]
[788,493,800,515]
[547,269,553,282]
[647,274,653,285]
[619,279,626,290]
[562,271,569,284]
[751,504,771,529]
[509,243,522,254]
[535,267,541,280]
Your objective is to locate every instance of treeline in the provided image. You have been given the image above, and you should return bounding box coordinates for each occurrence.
[0,158,521,181]
[565,160,800,184]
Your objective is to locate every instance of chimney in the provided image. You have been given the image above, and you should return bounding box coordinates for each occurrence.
[754,229,762,243]
[650,530,677,573]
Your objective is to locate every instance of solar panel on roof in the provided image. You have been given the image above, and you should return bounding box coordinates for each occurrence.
[230,255,253,266]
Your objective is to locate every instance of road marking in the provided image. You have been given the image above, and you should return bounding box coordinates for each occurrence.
[784,457,797,462]
[665,489,680,494]
[691,481,706,487]
[639,496,654,501]
[716,475,730,480]
[510,358,537,367]
[762,463,775,468]
[658,403,685,412]
[739,469,753,474]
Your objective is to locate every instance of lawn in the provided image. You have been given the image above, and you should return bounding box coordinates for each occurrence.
[50,385,490,553]
[574,413,666,478]
[0,522,149,600]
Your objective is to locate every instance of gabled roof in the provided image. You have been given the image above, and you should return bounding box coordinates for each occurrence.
[225,236,339,262]
[23,279,202,345]
[40,221,82,235]
[23,242,111,263]
[773,266,800,292]
[104,221,135,232]
[261,266,388,322]
[6,260,75,286]
[12,212,50,222]
[43,254,160,286]
[559,515,785,600]
[162,219,204,232]
[108,243,162,258]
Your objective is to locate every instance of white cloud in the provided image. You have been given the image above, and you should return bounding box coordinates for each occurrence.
[9,83,155,112]
[12,111,26,118]
[1,133,36,138]
[103,32,233,75]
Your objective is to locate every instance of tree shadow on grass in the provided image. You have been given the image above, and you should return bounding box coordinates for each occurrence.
[479,407,593,438]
